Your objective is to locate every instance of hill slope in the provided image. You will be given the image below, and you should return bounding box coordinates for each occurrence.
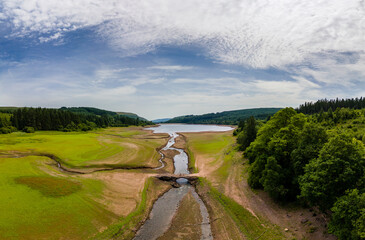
[152,118,172,123]
[166,108,282,125]
[57,107,148,121]
[116,112,148,121]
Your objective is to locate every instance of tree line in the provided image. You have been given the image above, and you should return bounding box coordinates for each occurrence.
[297,97,365,114]
[166,108,281,125]
[0,107,152,134]
[236,107,365,240]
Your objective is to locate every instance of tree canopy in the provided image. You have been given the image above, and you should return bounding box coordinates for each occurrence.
[238,103,365,240]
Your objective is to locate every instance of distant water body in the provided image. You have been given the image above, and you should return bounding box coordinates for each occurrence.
[147,123,233,134]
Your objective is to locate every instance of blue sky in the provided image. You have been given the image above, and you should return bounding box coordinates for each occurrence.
[0,1,364,120]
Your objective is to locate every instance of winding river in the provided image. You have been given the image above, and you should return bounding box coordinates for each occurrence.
[134,124,233,240]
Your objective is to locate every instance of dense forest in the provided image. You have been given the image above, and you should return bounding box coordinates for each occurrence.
[297,97,365,114]
[166,108,281,125]
[0,107,152,134]
[60,107,118,116]
[235,98,365,240]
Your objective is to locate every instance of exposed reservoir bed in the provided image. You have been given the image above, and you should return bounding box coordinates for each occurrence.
[134,124,233,240]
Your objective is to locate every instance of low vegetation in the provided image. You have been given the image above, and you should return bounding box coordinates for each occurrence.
[0,127,165,168]
[0,156,113,239]
[14,176,82,197]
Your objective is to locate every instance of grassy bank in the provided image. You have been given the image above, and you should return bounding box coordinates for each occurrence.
[196,178,284,240]
[184,131,234,176]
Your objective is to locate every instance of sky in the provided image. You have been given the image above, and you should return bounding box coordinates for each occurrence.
[0,0,364,120]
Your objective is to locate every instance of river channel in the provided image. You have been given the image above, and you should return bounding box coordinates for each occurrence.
[133,124,233,240]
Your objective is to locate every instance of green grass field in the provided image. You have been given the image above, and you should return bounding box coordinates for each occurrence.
[186,131,233,155]
[185,131,235,177]
[0,156,115,240]
[0,127,170,239]
[0,127,165,168]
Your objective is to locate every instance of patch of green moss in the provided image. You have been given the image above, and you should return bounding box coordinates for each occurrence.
[15,176,82,197]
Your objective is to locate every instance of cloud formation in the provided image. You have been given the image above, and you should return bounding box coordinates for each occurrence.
[2,0,364,69]
[148,65,194,71]
[1,1,365,119]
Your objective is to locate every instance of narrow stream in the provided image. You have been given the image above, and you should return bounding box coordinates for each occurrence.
[134,124,232,240]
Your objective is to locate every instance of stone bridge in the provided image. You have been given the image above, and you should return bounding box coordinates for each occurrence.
[155,174,199,182]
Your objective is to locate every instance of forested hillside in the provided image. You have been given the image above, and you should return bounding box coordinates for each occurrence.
[235,98,365,240]
[0,107,152,134]
[297,97,365,114]
[166,108,281,125]
[60,107,118,116]
[116,112,148,121]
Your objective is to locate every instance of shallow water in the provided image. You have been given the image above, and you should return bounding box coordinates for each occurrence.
[135,124,232,240]
[148,124,233,174]
[133,184,191,240]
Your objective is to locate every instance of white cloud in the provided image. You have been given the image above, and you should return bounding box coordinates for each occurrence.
[251,79,320,95]
[148,65,194,71]
[295,53,365,87]
[1,1,365,118]
[129,77,165,86]
[90,86,136,97]
[1,0,365,70]
[93,67,166,86]
[39,32,62,43]
[94,68,131,83]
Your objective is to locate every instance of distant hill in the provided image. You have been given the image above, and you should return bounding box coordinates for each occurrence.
[0,107,20,113]
[59,107,148,121]
[116,112,148,121]
[60,107,117,116]
[166,108,282,125]
[0,106,149,122]
[152,118,172,123]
